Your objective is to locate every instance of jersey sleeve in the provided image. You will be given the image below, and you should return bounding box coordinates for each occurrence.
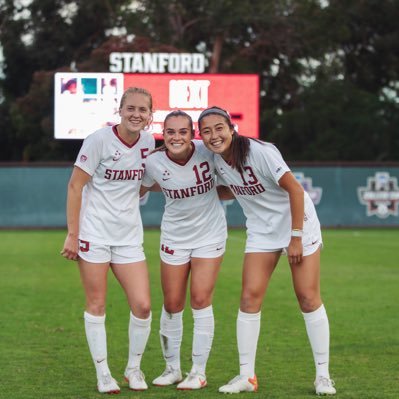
[74,132,102,176]
[142,131,156,153]
[142,155,156,188]
[149,133,156,152]
[256,142,290,185]
[215,170,228,186]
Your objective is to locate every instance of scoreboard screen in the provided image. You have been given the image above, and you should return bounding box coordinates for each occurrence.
[54,72,259,140]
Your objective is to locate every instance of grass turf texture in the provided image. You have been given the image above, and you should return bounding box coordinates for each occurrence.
[0,229,398,398]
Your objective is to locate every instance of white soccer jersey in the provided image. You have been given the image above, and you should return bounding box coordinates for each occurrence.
[142,140,227,248]
[215,140,319,249]
[74,125,155,245]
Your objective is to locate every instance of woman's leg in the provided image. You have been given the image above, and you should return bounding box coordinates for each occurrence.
[189,256,222,375]
[290,248,335,395]
[175,255,222,390]
[219,251,280,394]
[112,260,151,318]
[239,252,280,374]
[78,259,120,393]
[112,260,151,390]
[153,260,190,386]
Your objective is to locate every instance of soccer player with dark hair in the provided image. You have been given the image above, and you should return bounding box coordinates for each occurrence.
[198,106,336,396]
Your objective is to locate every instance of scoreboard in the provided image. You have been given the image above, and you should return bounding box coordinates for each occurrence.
[54,72,259,140]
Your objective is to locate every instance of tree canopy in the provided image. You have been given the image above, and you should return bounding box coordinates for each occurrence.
[1,0,398,161]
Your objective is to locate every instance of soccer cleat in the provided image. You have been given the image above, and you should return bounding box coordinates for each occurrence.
[176,371,207,390]
[152,365,183,386]
[97,372,120,394]
[124,367,148,391]
[218,374,258,394]
[314,376,336,396]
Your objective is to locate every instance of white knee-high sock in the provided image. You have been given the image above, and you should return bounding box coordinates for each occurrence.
[237,309,261,377]
[84,312,111,378]
[191,305,215,375]
[159,306,183,370]
[126,311,152,371]
[303,304,330,378]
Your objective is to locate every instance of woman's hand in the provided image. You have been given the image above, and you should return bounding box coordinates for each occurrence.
[60,232,79,261]
[287,237,303,265]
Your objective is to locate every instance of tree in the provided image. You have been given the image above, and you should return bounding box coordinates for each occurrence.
[267,80,399,161]
[265,0,399,160]
[1,0,399,161]
[0,0,131,160]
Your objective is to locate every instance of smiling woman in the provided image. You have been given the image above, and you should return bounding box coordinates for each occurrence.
[139,110,228,390]
[197,106,337,395]
[60,86,155,394]
[117,87,153,144]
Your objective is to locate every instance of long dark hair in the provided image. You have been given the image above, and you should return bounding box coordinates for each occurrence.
[151,110,195,154]
[198,106,257,174]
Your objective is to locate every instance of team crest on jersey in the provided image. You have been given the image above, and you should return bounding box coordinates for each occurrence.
[162,170,171,181]
[357,172,399,218]
[113,150,122,161]
[294,172,322,205]
[80,154,87,162]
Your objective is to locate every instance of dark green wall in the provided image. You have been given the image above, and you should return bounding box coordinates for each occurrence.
[1,166,398,228]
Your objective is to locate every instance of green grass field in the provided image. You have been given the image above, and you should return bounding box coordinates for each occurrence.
[0,229,398,399]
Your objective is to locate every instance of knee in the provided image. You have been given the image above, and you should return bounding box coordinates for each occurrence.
[164,291,186,313]
[296,291,321,313]
[85,291,106,315]
[190,291,212,309]
[164,297,185,313]
[86,302,105,316]
[132,300,151,319]
[240,290,262,313]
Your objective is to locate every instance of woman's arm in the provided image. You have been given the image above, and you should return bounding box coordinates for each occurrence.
[217,185,235,200]
[140,182,161,198]
[61,166,91,261]
[279,171,304,264]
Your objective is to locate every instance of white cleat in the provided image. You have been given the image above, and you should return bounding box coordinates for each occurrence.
[177,371,207,390]
[219,374,258,394]
[152,365,183,386]
[97,372,120,394]
[315,376,336,396]
[124,367,148,391]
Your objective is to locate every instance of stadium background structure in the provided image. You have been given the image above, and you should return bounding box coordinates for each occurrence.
[0,163,398,228]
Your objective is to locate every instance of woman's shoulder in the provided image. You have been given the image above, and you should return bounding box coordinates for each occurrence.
[193,139,213,156]
[83,126,112,145]
[140,129,155,140]
[249,139,279,153]
[146,146,166,164]
[247,140,286,167]
[139,130,156,147]
[192,138,204,147]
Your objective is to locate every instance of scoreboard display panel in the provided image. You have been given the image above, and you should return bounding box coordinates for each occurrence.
[54,72,259,140]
